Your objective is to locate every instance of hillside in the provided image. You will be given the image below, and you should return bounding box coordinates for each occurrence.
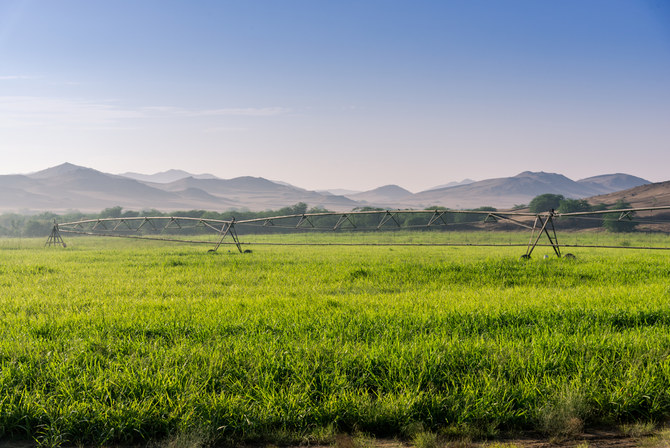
[410,171,642,209]
[586,180,670,209]
[346,185,414,206]
[425,179,476,191]
[577,173,652,195]
[0,163,658,213]
[0,163,358,213]
[120,169,219,183]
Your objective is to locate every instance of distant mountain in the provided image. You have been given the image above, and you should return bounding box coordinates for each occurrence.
[318,188,362,196]
[577,173,650,194]
[149,176,359,211]
[346,185,413,206]
[21,163,187,211]
[0,163,658,213]
[271,180,310,191]
[425,179,476,191]
[27,162,88,179]
[0,173,54,211]
[0,163,359,213]
[120,169,219,183]
[585,180,670,209]
[411,171,651,209]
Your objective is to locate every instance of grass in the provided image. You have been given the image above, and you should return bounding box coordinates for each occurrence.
[620,421,657,438]
[0,234,670,446]
[642,428,670,448]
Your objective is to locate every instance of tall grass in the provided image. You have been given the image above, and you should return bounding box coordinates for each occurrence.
[0,236,669,445]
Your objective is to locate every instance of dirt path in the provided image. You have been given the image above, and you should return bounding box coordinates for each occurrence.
[317,427,669,448]
[1,427,667,448]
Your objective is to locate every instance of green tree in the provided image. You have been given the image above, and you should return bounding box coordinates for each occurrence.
[24,220,52,237]
[603,200,637,232]
[454,207,497,224]
[307,206,330,214]
[141,209,165,217]
[100,206,123,218]
[557,198,591,213]
[529,194,564,213]
[278,202,308,215]
[353,206,385,212]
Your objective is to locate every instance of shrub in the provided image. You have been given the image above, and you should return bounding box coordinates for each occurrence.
[529,194,564,213]
[603,200,637,232]
[557,199,591,213]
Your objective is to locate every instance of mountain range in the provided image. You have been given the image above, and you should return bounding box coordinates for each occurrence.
[0,163,655,213]
[401,171,651,210]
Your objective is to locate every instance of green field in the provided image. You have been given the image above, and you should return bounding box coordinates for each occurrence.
[1,234,670,446]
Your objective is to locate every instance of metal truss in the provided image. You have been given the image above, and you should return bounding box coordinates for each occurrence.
[48,206,670,258]
[522,211,561,259]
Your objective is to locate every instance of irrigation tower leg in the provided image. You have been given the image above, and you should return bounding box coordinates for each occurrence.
[523,213,561,259]
[45,223,67,248]
[210,220,243,253]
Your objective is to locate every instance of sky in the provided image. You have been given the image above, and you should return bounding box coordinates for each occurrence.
[1,0,669,192]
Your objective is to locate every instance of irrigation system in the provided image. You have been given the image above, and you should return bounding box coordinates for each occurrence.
[45,206,670,258]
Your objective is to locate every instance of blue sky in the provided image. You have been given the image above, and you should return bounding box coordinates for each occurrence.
[1,0,669,192]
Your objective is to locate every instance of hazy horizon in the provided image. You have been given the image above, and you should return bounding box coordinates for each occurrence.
[1,1,669,191]
[2,161,655,196]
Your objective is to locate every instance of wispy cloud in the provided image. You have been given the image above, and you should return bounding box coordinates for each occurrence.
[203,126,251,133]
[0,75,37,80]
[0,96,290,130]
[0,96,142,129]
[142,106,289,117]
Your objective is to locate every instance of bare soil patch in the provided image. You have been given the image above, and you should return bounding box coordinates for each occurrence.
[301,427,669,448]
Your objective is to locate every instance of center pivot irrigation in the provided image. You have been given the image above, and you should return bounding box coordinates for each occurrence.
[46,206,670,258]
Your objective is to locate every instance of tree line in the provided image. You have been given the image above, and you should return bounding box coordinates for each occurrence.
[0,196,641,238]
[528,193,637,232]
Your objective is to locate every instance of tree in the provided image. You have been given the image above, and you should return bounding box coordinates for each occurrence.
[529,194,564,213]
[308,206,330,214]
[278,202,308,215]
[100,206,123,218]
[557,198,591,214]
[454,206,497,224]
[24,220,52,237]
[603,200,637,232]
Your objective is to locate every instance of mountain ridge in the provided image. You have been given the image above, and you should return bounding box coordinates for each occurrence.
[120,169,219,183]
[585,180,670,209]
[424,179,476,191]
[346,185,414,206]
[0,163,656,213]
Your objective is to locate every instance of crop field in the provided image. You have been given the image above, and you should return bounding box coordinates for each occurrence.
[1,233,670,446]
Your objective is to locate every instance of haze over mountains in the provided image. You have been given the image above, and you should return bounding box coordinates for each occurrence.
[405,171,651,210]
[0,163,654,214]
[120,170,219,183]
